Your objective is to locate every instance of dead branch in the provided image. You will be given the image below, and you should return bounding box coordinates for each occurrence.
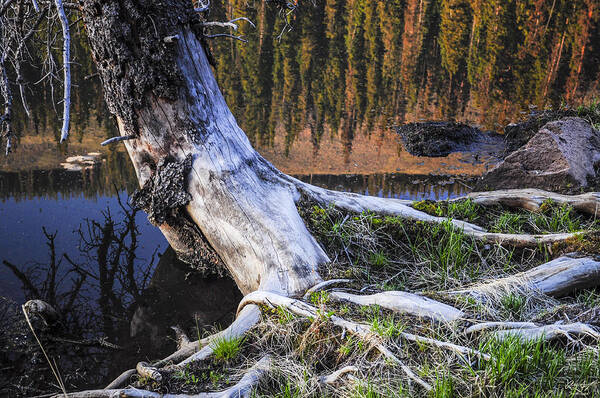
[53,0,71,142]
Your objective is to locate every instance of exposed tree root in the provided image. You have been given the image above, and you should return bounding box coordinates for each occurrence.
[491,322,600,342]
[327,290,465,323]
[55,355,271,398]
[318,365,359,385]
[136,362,162,383]
[463,189,600,216]
[178,304,261,366]
[239,290,495,391]
[302,279,352,300]
[465,322,540,335]
[399,331,491,361]
[103,305,260,389]
[294,180,588,247]
[451,255,600,299]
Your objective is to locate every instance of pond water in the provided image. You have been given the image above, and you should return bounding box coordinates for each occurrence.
[1,0,599,395]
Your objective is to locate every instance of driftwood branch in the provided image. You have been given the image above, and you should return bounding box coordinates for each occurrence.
[54,0,71,143]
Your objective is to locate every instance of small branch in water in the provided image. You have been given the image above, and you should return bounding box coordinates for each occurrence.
[201,17,256,31]
[101,135,136,146]
[204,33,247,43]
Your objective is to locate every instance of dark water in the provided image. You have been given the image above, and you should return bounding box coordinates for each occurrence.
[0,158,472,396]
[1,0,599,395]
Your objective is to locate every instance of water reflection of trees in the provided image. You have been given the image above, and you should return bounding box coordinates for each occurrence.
[0,200,241,396]
[210,0,600,153]
[0,151,138,201]
[295,173,471,201]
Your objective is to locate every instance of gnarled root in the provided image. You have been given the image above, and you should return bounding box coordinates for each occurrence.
[451,255,600,299]
[302,279,352,300]
[293,180,589,247]
[239,290,493,391]
[467,321,600,342]
[327,290,465,323]
[178,304,260,366]
[463,189,600,216]
[55,355,271,398]
[103,305,261,389]
[318,365,359,385]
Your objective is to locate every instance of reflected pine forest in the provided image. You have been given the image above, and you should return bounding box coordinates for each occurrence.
[209,0,600,153]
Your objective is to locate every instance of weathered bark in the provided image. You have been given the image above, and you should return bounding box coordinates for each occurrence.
[81,0,327,296]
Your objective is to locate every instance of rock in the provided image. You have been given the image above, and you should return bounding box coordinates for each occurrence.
[395,121,505,158]
[477,117,600,191]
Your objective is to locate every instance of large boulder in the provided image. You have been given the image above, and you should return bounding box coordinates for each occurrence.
[395,121,505,157]
[477,117,600,191]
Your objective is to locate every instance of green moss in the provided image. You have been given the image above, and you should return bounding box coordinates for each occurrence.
[413,200,440,216]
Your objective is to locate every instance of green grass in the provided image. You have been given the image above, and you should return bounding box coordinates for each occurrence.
[500,293,527,319]
[211,335,245,362]
[431,373,454,398]
[575,98,600,130]
[531,201,581,233]
[482,335,567,394]
[491,212,525,233]
[446,198,479,222]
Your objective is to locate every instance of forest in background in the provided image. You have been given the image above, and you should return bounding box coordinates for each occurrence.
[2,0,599,164]
[209,0,600,154]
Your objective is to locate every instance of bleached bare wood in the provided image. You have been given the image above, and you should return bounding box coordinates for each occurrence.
[302,279,352,300]
[54,0,71,143]
[494,322,600,342]
[100,135,136,146]
[318,366,359,385]
[465,322,538,335]
[171,325,191,350]
[57,356,271,398]
[328,291,465,323]
[178,304,261,366]
[136,361,162,382]
[463,189,600,216]
[201,17,256,30]
[239,291,432,391]
[104,369,136,389]
[399,331,491,361]
[452,255,600,298]
[290,179,585,247]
